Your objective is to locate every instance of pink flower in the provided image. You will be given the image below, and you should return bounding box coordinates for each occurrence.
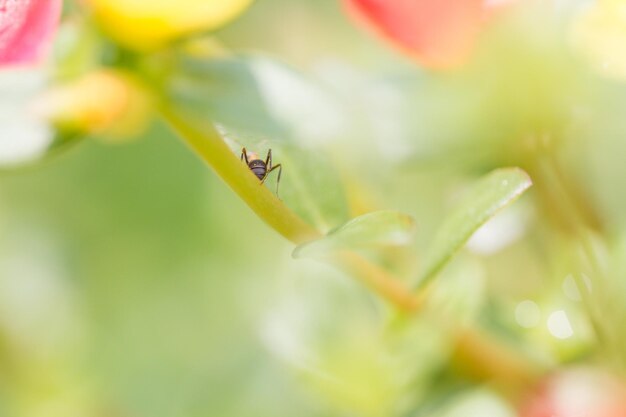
[0,0,62,65]
[520,368,626,417]
[343,0,511,69]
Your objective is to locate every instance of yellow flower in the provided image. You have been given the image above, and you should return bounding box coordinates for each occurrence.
[86,0,254,50]
[572,0,626,80]
[33,70,151,141]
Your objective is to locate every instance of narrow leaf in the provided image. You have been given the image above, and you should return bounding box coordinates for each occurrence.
[413,167,532,288]
[167,54,347,147]
[293,210,416,259]
[162,53,351,230]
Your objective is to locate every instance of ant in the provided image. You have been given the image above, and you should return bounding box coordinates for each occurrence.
[240,147,282,196]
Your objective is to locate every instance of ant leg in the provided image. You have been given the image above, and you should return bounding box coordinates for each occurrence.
[261,164,282,196]
[274,164,282,195]
[265,148,273,169]
[241,147,249,165]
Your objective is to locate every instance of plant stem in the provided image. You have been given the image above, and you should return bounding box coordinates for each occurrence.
[331,250,427,312]
[452,327,542,399]
[332,250,542,391]
[538,155,623,364]
[160,105,320,244]
[160,104,543,393]
[160,104,428,310]
[334,252,541,389]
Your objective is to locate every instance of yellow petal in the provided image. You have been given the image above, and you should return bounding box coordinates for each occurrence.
[33,70,151,141]
[571,0,626,80]
[87,0,254,50]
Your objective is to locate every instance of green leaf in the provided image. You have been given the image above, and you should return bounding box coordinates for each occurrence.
[424,255,486,323]
[413,168,532,289]
[167,55,287,140]
[162,52,351,231]
[166,53,347,147]
[293,210,416,259]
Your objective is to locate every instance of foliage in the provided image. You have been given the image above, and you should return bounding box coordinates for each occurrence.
[2,1,626,417]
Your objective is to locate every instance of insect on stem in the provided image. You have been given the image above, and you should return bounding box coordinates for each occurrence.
[241,147,283,196]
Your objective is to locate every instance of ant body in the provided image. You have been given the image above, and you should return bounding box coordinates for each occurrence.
[240,148,282,196]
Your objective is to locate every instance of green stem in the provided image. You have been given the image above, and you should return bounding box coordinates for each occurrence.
[159,105,320,245]
[540,156,623,365]
[330,250,427,312]
[159,102,543,392]
[158,102,423,310]
[452,327,542,400]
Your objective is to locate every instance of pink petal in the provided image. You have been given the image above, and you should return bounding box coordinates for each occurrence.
[0,0,62,65]
[344,0,485,69]
[521,369,626,417]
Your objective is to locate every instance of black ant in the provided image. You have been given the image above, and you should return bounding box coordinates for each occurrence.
[240,148,282,196]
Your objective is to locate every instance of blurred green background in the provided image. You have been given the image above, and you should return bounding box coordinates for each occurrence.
[0,2,361,415]
[4,0,626,416]
[0,121,315,416]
